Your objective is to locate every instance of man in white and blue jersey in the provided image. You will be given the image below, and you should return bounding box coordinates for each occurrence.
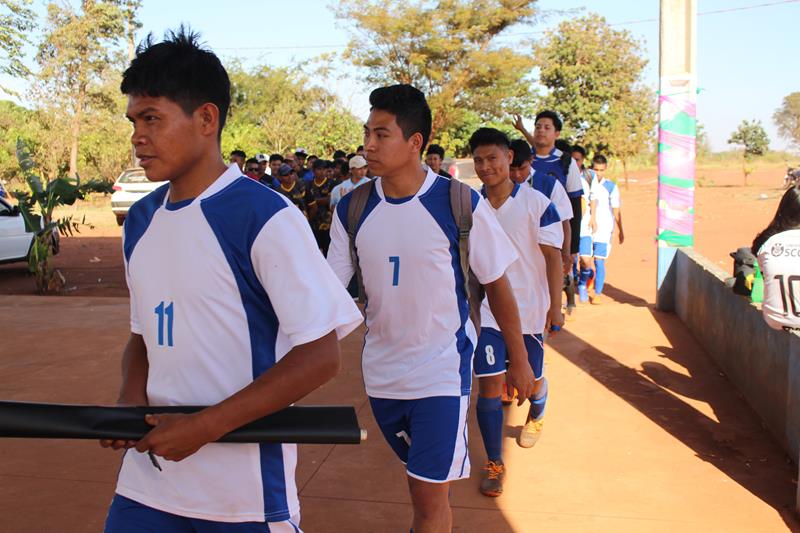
[571,145,596,303]
[469,128,564,498]
[509,138,573,266]
[513,111,584,270]
[582,155,624,304]
[100,29,362,532]
[327,85,536,532]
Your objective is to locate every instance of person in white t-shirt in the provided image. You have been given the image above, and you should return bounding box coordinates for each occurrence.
[101,29,362,532]
[327,85,535,533]
[468,128,564,498]
[584,155,624,304]
[752,184,800,331]
[330,155,370,209]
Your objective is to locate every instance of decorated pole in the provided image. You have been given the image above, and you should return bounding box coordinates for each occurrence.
[656,0,697,311]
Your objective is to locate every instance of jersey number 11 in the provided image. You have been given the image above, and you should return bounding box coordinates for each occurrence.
[154,301,175,347]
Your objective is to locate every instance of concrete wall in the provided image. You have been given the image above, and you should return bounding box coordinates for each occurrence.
[672,248,800,464]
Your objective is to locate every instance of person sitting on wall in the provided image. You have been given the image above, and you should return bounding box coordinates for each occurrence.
[752,184,800,332]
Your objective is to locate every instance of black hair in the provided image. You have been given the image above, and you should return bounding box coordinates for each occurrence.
[509,139,533,167]
[426,144,445,158]
[356,145,364,152]
[555,138,571,154]
[535,110,563,132]
[312,158,328,170]
[369,84,432,150]
[469,127,510,154]
[592,154,608,166]
[571,144,586,157]
[346,153,356,160]
[121,26,231,139]
[245,157,258,166]
[338,160,350,176]
[752,185,800,253]
[307,155,317,162]
[332,149,347,160]
[230,149,246,159]
[269,153,283,162]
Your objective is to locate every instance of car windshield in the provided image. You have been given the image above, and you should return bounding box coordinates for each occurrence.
[117,169,147,184]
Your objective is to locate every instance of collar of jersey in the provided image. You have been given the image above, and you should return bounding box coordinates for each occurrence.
[480,182,520,199]
[160,163,244,210]
[533,146,558,160]
[375,167,437,204]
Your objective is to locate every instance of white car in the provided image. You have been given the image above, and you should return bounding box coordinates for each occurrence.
[0,196,58,265]
[111,167,162,226]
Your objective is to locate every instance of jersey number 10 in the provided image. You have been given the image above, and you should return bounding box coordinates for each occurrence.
[775,275,800,317]
[154,301,175,347]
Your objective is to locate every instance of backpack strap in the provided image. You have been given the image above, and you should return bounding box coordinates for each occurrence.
[449,178,484,333]
[346,180,375,304]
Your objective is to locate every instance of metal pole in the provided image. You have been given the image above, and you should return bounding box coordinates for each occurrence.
[656,0,697,311]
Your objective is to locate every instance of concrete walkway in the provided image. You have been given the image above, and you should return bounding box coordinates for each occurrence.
[0,284,797,531]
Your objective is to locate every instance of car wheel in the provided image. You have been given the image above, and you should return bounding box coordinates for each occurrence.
[116,214,125,226]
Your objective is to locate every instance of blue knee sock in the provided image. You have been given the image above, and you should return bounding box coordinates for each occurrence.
[476,395,503,462]
[579,267,593,288]
[594,259,606,294]
[528,378,548,421]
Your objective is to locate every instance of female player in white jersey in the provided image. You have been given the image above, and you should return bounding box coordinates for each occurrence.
[752,184,800,331]
[101,28,362,532]
[327,85,535,532]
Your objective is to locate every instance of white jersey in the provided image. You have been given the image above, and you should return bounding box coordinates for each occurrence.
[527,167,573,221]
[480,183,563,335]
[757,229,800,331]
[118,164,362,523]
[590,177,620,243]
[579,170,594,237]
[328,169,517,400]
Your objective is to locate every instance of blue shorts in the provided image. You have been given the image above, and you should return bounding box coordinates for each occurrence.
[369,395,470,483]
[579,237,611,259]
[593,241,610,259]
[105,494,302,532]
[579,235,593,257]
[474,327,544,379]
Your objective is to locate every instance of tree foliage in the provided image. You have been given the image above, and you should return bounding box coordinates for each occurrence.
[534,13,654,160]
[774,92,800,149]
[34,0,128,178]
[336,0,538,155]
[0,0,35,84]
[727,119,770,184]
[223,61,363,158]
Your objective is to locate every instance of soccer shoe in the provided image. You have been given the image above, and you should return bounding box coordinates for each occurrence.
[587,275,595,291]
[578,285,589,303]
[479,460,506,497]
[590,293,603,305]
[518,416,544,448]
[501,383,517,405]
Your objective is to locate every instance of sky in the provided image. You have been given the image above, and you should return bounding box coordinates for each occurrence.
[2,0,798,152]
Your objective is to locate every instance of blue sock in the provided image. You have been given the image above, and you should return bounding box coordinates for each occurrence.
[594,259,606,294]
[528,378,548,421]
[579,267,593,288]
[476,395,503,462]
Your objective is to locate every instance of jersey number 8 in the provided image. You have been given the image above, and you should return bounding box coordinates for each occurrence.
[485,345,496,365]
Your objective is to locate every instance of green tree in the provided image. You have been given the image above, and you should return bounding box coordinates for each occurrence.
[773,92,800,150]
[533,13,653,157]
[335,0,538,153]
[0,0,35,89]
[0,100,40,185]
[34,0,128,178]
[727,119,770,185]
[222,61,363,158]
